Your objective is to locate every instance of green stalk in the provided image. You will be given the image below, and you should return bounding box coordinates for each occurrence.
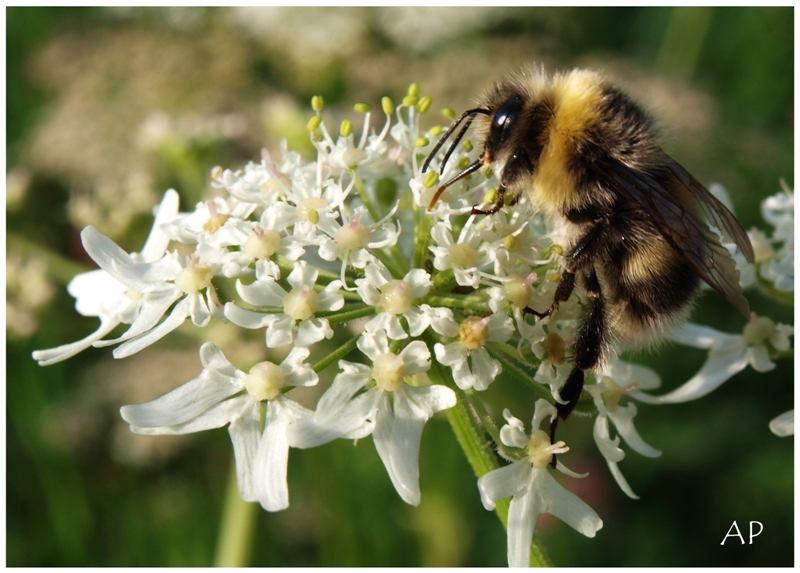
[426,347,551,567]
[311,332,360,373]
[422,293,491,312]
[486,342,553,400]
[317,304,376,325]
[213,458,258,567]
[413,212,433,270]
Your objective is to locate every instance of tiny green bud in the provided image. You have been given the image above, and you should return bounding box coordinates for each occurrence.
[442,107,456,120]
[550,244,564,256]
[485,188,498,205]
[423,171,440,189]
[414,137,429,148]
[382,96,395,115]
[340,119,353,138]
[481,166,494,179]
[429,125,443,136]
[403,95,419,107]
[462,139,473,152]
[354,102,372,113]
[408,82,420,97]
[417,95,432,113]
[307,115,322,132]
[457,156,471,170]
[311,95,324,111]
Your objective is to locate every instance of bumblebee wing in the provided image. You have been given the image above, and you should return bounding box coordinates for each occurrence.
[604,156,751,318]
[662,155,755,264]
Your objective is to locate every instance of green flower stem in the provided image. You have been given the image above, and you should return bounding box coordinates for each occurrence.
[213,458,258,567]
[312,332,360,373]
[485,342,553,400]
[422,293,491,311]
[430,268,457,292]
[350,169,409,277]
[413,212,433,269]
[755,276,794,306]
[317,304,375,325]
[351,169,382,223]
[426,344,550,567]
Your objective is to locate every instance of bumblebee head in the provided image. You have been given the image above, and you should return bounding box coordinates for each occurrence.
[483,95,524,163]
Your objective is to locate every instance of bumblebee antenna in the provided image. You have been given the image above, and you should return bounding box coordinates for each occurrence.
[422,108,489,174]
[427,158,483,211]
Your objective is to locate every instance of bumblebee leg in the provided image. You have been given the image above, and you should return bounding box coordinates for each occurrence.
[471,185,506,215]
[524,270,575,318]
[472,148,532,215]
[550,268,607,467]
[525,221,607,318]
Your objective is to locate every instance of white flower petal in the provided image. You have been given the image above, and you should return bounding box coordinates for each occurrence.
[295,318,332,346]
[507,482,538,568]
[228,400,261,502]
[530,469,602,538]
[224,303,276,329]
[608,404,661,458]
[477,459,531,511]
[645,349,749,403]
[111,298,192,358]
[129,395,250,435]
[398,341,431,375]
[769,410,794,436]
[33,315,120,366]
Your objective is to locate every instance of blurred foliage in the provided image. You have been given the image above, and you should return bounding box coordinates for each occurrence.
[7,6,793,567]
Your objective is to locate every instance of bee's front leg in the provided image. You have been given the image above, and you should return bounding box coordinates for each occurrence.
[525,219,606,318]
[472,148,531,215]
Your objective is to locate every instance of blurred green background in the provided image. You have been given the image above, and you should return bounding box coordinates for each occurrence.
[7,7,793,567]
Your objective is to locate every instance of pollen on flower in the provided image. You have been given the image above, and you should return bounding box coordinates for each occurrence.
[372,352,405,392]
[528,429,568,469]
[175,263,213,294]
[202,200,230,233]
[448,243,478,269]
[459,316,491,350]
[743,315,776,346]
[243,227,282,260]
[296,197,328,223]
[283,285,320,321]
[244,361,285,401]
[544,332,567,366]
[379,280,413,315]
[334,216,370,251]
[504,274,535,309]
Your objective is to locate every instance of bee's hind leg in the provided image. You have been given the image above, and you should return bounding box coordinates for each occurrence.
[550,266,607,467]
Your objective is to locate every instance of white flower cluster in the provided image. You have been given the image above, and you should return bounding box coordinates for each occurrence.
[33,86,793,567]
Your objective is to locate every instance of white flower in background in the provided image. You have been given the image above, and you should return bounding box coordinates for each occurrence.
[33,190,179,365]
[357,261,434,340]
[586,360,662,499]
[288,329,456,506]
[434,311,514,391]
[477,401,603,567]
[757,184,794,292]
[639,318,793,404]
[429,216,495,288]
[769,410,794,437]
[224,260,344,348]
[120,342,317,511]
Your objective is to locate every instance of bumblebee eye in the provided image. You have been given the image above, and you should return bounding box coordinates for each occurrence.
[489,96,523,148]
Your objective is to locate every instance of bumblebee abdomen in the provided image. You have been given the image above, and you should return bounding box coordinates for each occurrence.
[603,236,700,345]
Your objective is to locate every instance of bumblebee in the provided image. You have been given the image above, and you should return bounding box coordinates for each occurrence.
[424,66,754,445]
